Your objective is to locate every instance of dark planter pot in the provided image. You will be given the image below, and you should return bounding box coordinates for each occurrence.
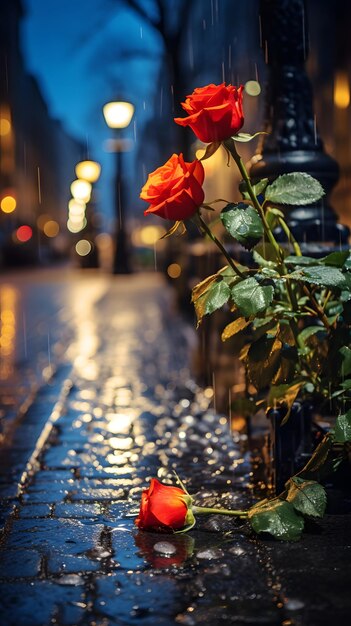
[268,402,314,494]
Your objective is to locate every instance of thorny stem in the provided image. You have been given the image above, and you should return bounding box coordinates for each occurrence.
[302,285,331,330]
[223,138,284,267]
[196,213,246,279]
[192,505,248,518]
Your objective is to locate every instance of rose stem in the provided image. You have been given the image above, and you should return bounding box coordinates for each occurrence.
[192,505,248,518]
[223,138,284,267]
[196,213,246,279]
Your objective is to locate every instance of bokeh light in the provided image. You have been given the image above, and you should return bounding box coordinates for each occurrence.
[0,119,11,136]
[16,225,33,243]
[75,160,101,182]
[70,179,92,202]
[245,80,261,96]
[67,217,87,233]
[1,195,16,213]
[43,220,59,237]
[334,71,350,109]
[167,263,181,279]
[75,239,92,256]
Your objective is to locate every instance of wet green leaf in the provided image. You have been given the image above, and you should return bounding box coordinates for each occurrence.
[265,173,325,205]
[288,266,347,289]
[248,499,304,541]
[320,250,350,268]
[298,325,324,344]
[340,346,351,377]
[231,277,274,317]
[221,317,251,341]
[221,203,264,248]
[267,382,303,423]
[286,477,327,518]
[334,410,351,443]
[193,279,230,326]
[247,336,282,390]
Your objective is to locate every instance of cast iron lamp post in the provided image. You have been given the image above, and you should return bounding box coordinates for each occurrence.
[103,100,135,274]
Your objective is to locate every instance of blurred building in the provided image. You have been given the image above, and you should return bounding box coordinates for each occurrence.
[0,0,84,267]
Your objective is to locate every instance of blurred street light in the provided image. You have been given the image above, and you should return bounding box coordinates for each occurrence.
[75,160,101,183]
[70,179,92,202]
[102,102,134,129]
[103,99,134,274]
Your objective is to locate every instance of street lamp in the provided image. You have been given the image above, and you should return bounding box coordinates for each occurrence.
[103,100,135,274]
[75,160,101,183]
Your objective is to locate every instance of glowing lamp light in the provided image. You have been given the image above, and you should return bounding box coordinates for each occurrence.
[75,239,92,256]
[75,160,101,183]
[67,218,87,233]
[334,71,350,109]
[68,198,86,216]
[0,118,11,136]
[103,101,135,129]
[70,179,92,202]
[1,195,16,214]
[16,225,32,243]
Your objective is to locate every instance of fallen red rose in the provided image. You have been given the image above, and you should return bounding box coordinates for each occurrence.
[140,153,204,221]
[174,82,244,143]
[135,478,192,531]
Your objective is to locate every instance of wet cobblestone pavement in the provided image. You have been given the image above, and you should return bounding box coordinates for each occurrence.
[0,271,350,626]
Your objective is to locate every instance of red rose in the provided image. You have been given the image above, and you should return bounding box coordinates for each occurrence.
[135,478,192,531]
[140,153,204,221]
[174,83,244,143]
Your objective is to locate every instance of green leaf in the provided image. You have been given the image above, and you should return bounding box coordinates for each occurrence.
[320,250,350,268]
[194,279,231,326]
[221,317,251,342]
[299,434,333,477]
[285,251,350,268]
[239,178,269,200]
[232,131,268,143]
[247,336,282,390]
[267,382,303,423]
[231,277,274,317]
[248,499,304,541]
[286,477,327,518]
[288,266,347,289]
[191,274,217,302]
[285,255,319,266]
[334,410,351,443]
[221,203,264,249]
[265,173,325,205]
[298,325,324,344]
[340,346,351,377]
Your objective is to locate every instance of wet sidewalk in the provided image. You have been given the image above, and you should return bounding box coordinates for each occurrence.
[0,271,350,626]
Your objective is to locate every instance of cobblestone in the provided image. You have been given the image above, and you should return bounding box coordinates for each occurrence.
[0,272,350,626]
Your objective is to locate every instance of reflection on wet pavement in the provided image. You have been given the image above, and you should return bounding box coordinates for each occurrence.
[0,269,350,626]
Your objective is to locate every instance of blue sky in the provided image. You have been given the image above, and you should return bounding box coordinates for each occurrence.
[21,0,163,223]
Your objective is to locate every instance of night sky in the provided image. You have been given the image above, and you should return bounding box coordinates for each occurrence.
[20,0,164,222]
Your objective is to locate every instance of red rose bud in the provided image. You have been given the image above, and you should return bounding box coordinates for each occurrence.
[140,153,204,221]
[135,478,194,532]
[174,83,244,143]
